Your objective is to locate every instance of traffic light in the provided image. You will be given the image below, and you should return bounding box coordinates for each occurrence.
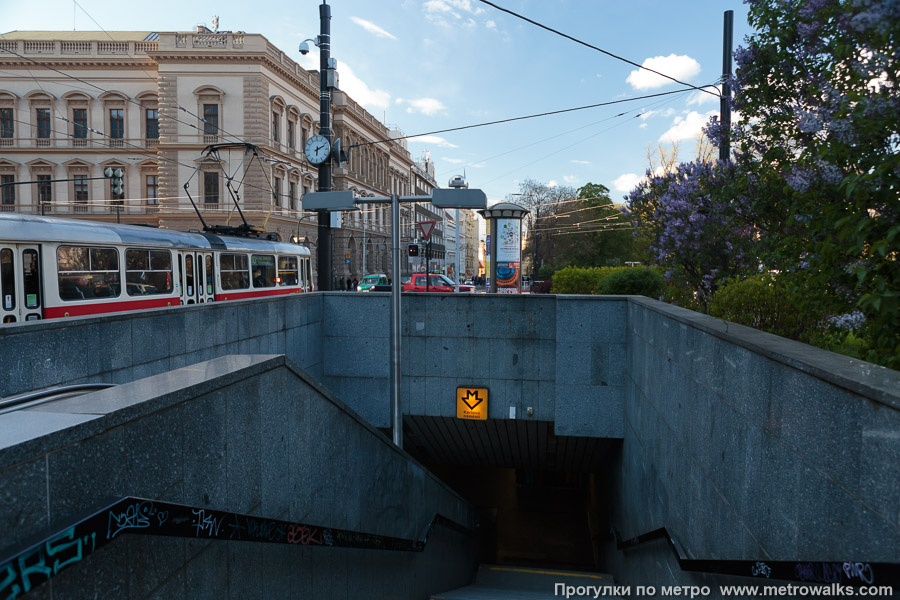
[408,243,420,257]
[104,167,124,196]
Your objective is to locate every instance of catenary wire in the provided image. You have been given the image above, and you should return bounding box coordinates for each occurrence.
[477,0,721,98]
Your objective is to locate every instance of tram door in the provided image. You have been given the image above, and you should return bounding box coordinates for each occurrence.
[181,252,214,305]
[0,245,42,323]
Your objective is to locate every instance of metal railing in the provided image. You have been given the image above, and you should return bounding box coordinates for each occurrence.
[611,526,900,588]
[0,496,471,597]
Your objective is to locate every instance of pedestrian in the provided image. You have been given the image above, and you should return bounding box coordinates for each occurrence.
[352,277,359,291]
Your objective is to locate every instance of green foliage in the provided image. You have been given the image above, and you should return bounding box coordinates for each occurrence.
[596,268,664,299]
[708,274,819,342]
[549,266,603,294]
[537,265,556,281]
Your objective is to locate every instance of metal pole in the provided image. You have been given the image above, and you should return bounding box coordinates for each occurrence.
[490,217,498,293]
[362,212,366,275]
[719,10,733,162]
[316,0,333,290]
[455,208,460,293]
[390,194,403,448]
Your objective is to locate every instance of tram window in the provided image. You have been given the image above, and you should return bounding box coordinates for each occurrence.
[277,256,299,286]
[1,249,14,310]
[205,255,214,294]
[251,255,276,288]
[185,255,194,297]
[220,253,249,290]
[125,249,172,296]
[57,246,120,301]
[22,249,40,309]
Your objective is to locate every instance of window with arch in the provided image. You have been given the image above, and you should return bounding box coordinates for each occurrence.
[195,86,224,144]
[137,92,159,147]
[270,96,285,147]
[65,161,91,213]
[0,92,17,147]
[27,92,54,147]
[63,92,91,147]
[100,92,127,147]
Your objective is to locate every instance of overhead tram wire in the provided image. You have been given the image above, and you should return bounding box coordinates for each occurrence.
[348,88,696,151]
[477,0,721,99]
[434,86,687,180]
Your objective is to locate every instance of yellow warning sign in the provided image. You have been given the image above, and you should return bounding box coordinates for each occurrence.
[457,386,488,420]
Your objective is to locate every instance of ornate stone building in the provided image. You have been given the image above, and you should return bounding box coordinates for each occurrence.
[0,27,470,285]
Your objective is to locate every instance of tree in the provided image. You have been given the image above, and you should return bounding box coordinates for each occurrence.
[713,0,900,367]
[506,178,576,276]
[550,183,634,268]
[625,160,758,306]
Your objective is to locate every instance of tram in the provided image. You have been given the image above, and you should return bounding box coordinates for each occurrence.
[0,213,312,323]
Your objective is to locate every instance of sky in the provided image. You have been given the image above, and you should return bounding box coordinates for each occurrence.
[0,0,754,206]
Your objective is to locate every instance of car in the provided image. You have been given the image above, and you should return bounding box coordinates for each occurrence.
[464,278,474,285]
[357,274,388,292]
[402,273,475,293]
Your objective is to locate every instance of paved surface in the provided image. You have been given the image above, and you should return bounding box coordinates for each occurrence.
[432,565,620,599]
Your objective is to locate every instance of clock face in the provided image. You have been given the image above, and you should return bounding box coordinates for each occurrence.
[304,135,331,165]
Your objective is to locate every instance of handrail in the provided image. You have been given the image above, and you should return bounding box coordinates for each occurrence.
[0,383,116,414]
[611,527,900,588]
[0,496,471,597]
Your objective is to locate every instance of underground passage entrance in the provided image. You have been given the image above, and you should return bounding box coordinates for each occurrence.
[401,416,620,573]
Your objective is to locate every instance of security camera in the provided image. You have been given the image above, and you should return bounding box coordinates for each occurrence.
[448,175,468,189]
[298,41,310,55]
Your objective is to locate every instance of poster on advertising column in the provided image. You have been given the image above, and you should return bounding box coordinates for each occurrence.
[496,218,521,293]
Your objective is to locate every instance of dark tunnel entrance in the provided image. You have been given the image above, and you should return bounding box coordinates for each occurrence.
[401,416,622,573]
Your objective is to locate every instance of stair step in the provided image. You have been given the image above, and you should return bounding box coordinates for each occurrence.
[432,565,620,599]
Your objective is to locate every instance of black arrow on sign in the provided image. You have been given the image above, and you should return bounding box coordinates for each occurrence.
[462,390,483,410]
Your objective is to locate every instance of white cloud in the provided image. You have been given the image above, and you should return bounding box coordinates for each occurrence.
[298,51,390,110]
[639,108,676,121]
[443,157,464,164]
[570,160,591,165]
[397,97,446,116]
[626,54,701,90]
[423,0,486,27]
[563,175,578,184]
[639,123,648,129]
[659,110,716,143]
[470,162,486,168]
[485,20,496,29]
[613,173,643,192]
[687,86,721,106]
[409,135,458,148]
[547,180,559,188]
[350,17,397,40]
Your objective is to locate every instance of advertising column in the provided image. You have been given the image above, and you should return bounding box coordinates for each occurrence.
[495,218,521,293]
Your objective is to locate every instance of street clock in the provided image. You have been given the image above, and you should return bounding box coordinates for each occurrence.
[304,134,331,165]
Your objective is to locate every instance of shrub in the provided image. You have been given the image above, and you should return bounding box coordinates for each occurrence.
[708,274,818,341]
[550,266,602,294]
[596,268,665,298]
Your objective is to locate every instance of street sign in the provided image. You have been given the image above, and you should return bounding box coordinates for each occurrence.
[418,221,436,240]
[431,187,487,209]
[457,386,488,420]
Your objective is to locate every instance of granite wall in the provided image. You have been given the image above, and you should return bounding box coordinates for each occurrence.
[608,297,900,592]
[0,354,476,599]
[0,293,324,399]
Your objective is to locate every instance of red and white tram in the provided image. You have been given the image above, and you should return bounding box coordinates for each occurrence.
[0,214,312,323]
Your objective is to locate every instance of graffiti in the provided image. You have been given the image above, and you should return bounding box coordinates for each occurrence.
[0,495,473,597]
[751,561,771,579]
[191,509,223,538]
[795,562,846,584]
[107,501,168,540]
[0,527,96,599]
[843,562,874,585]
[286,524,322,546]
[246,518,288,543]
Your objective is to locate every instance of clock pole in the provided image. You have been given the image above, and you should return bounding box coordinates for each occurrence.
[316,0,333,290]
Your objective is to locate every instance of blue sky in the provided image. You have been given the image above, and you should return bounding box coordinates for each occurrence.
[1,0,753,204]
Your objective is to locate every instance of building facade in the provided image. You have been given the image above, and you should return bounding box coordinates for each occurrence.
[0,27,455,286]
